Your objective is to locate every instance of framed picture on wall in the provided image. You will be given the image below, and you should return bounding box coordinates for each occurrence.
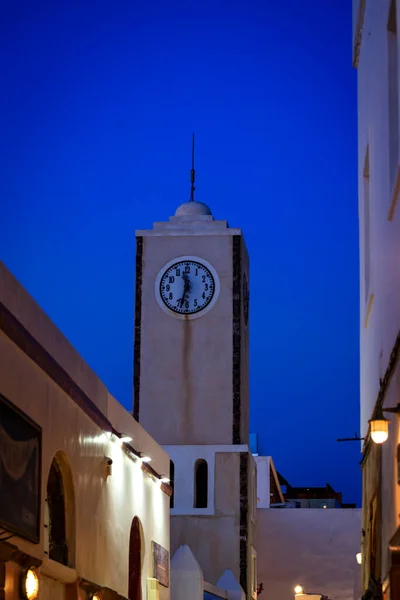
[0,393,42,543]
[152,541,169,587]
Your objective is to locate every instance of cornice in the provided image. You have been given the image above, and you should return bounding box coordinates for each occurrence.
[353,0,366,69]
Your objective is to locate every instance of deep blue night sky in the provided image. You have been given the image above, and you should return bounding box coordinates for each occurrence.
[1,0,361,503]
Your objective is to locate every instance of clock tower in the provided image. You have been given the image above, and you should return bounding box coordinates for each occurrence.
[133,199,256,597]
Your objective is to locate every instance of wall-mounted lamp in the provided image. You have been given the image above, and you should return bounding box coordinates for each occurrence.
[294,585,303,595]
[369,403,400,444]
[104,457,113,477]
[108,433,170,487]
[370,406,390,444]
[112,433,133,447]
[356,552,362,565]
[20,568,39,600]
[370,418,389,444]
[120,435,133,444]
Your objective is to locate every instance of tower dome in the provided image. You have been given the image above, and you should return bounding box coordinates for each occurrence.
[175,201,212,217]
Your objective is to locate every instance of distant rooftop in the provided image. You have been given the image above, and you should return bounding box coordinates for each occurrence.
[277,473,356,508]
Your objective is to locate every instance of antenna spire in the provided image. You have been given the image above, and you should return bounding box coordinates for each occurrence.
[190,133,195,202]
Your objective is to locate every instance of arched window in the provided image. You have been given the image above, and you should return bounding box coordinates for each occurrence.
[45,452,75,567]
[194,459,208,508]
[170,460,175,509]
[129,517,143,600]
[46,459,68,565]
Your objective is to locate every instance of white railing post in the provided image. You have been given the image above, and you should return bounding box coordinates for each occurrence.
[170,544,204,600]
[217,569,246,600]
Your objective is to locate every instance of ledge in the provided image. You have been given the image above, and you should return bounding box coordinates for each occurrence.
[0,540,42,568]
[171,507,215,516]
[204,581,228,599]
[40,558,77,583]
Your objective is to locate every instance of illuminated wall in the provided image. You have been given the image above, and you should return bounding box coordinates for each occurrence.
[354,0,400,595]
[0,262,170,600]
[257,508,362,600]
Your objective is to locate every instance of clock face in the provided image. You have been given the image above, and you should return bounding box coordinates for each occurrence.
[159,259,215,315]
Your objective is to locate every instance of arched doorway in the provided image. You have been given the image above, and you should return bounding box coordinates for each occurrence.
[129,516,142,600]
[45,451,75,568]
[47,459,68,565]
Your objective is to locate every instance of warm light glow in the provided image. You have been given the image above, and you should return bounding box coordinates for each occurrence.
[24,569,39,600]
[92,595,101,600]
[141,455,152,463]
[370,419,389,444]
[294,585,303,595]
[356,552,362,565]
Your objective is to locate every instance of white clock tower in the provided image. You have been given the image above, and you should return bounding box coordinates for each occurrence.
[133,198,256,597]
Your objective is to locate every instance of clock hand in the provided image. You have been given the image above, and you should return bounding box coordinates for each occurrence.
[180,274,190,307]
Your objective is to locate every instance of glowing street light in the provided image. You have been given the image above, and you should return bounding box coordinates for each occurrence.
[21,569,39,600]
[369,417,389,444]
[294,585,303,595]
[120,436,133,444]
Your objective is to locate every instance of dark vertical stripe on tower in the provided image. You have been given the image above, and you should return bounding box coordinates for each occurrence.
[133,236,143,422]
[239,452,249,594]
[232,235,242,444]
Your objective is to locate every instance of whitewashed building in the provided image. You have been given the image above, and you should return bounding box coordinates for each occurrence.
[132,199,257,599]
[0,262,171,600]
[353,0,400,598]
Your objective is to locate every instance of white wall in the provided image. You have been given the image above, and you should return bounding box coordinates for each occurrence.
[256,508,362,600]
[0,262,171,600]
[137,215,246,447]
[165,444,248,515]
[356,0,400,437]
[254,456,270,508]
[356,1,400,589]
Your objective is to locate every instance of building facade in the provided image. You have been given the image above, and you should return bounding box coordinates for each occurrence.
[353,0,400,597]
[0,262,171,600]
[276,477,355,509]
[133,199,257,598]
[255,455,362,600]
[257,508,362,600]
